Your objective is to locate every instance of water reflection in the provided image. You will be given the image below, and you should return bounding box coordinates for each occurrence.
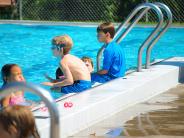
[73,84,184,138]
[120,84,184,137]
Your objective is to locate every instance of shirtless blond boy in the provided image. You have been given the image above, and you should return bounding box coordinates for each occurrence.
[43,35,91,94]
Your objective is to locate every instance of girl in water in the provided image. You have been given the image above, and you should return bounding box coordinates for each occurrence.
[1,64,26,107]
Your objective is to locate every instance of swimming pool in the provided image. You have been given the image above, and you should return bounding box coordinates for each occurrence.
[0,23,184,101]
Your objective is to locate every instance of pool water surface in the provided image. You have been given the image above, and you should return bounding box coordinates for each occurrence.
[0,24,184,100]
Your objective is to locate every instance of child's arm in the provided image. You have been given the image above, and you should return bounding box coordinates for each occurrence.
[44,73,55,82]
[42,62,73,88]
[97,69,108,75]
[97,48,112,75]
[44,73,65,83]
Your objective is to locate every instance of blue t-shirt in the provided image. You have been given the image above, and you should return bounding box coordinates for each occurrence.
[103,41,126,78]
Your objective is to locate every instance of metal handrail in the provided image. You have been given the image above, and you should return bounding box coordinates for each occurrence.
[0,82,60,138]
[97,44,106,71]
[137,3,163,71]
[115,4,151,44]
[19,0,23,20]
[97,3,164,72]
[145,2,172,69]
[97,4,150,71]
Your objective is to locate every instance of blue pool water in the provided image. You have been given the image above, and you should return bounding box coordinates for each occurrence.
[0,24,184,101]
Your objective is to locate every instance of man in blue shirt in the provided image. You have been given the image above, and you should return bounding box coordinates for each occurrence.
[91,22,126,83]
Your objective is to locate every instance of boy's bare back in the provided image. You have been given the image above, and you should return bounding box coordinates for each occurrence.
[43,35,92,93]
[61,54,91,81]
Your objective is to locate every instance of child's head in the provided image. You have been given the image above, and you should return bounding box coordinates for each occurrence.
[1,64,25,85]
[0,105,40,138]
[51,35,73,56]
[97,22,115,42]
[81,56,94,73]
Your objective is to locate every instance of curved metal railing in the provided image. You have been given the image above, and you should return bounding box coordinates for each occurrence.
[97,2,164,72]
[0,82,60,138]
[97,44,106,71]
[145,2,172,69]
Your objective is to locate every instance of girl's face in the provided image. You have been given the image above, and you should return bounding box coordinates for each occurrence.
[7,66,25,83]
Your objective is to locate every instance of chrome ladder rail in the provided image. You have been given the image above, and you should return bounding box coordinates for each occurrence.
[97,2,164,72]
[97,44,106,71]
[145,2,172,69]
[0,82,60,138]
[116,3,164,72]
[97,3,150,71]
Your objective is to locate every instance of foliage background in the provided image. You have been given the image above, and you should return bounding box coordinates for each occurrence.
[0,0,183,23]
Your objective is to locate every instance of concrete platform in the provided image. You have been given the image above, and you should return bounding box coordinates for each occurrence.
[73,83,184,138]
[34,57,184,138]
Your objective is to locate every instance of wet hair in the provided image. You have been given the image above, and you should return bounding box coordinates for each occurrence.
[1,64,18,85]
[52,35,73,55]
[55,67,64,79]
[81,56,94,68]
[0,105,40,138]
[97,22,115,38]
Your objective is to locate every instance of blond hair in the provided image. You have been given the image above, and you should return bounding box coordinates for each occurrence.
[52,35,73,55]
[0,105,40,138]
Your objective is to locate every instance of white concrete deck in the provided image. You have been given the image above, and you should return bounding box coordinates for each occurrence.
[34,57,184,138]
